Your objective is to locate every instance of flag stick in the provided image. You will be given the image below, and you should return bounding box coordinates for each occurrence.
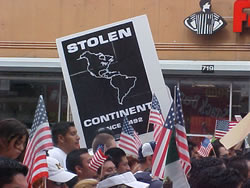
[146,121,150,133]
[146,95,153,133]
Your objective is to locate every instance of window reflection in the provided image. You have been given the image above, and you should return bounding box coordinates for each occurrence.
[0,79,67,128]
[165,77,250,144]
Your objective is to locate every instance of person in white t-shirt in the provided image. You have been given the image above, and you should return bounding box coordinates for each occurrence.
[48,122,80,169]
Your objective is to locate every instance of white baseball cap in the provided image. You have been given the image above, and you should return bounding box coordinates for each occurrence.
[47,156,77,183]
[138,141,156,161]
[97,172,149,188]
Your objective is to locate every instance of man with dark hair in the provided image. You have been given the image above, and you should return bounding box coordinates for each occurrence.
[227,155,250,180]
[188,157,226,187]
[196,166,244,188]
[105,147,130,173]
[47,156,77,188]
[92,132,116,154]
[0,157,28,188]
[48,122,80,169]
[66,148,97,180]
[134,141,163,188]
[97,157,117,179]
[137,141,156,172]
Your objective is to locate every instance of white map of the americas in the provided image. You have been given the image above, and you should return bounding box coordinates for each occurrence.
[76,51,137,105]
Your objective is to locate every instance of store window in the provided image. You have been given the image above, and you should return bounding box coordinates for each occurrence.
[165,76,250,144]
[0,78,68,128]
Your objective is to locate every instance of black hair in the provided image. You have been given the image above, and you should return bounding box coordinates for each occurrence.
[242,179,250,188]
[0,157,28,187]
[66,148,88,173]
[105,148,126,168]
[0,118,28,156]
[199,0,211,9]
[226,155,248,180]
[196,166,244,188]
[51,122,75,145]
[189,157,225,187]
[97,157,112,175]
[95,127,114,137]
[188,140,197,156]
[137,146,146,163]
[212,139,225,158]
[0,118,28,144]
[243,151,250,160]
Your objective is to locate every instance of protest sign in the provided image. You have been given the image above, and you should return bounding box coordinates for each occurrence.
[56,15,170,148]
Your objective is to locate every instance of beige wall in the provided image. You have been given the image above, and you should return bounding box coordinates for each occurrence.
[0,0,249,60]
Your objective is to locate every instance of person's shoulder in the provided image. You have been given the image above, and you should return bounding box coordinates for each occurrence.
[48,147,66,156]
[134,171,152,184]
[134,171,163,187]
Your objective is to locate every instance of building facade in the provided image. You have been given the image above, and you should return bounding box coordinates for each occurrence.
[0,0,249,142]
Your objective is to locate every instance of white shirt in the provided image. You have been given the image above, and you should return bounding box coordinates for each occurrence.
[48,147,67,170]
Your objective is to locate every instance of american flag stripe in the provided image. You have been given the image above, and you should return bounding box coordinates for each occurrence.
[176,135,191,174]
[24,134,52,169]
[229,121,237,131]
[198,147,210,157]
[24,127,52,165]
[215,120,229,139]
[149,94,165,143]
[134,133,142,149]
[89,147,107,172]
[149,111,164,125]
[215,131,227,138]
[25,134,53,182]
[23,96,53,187]
[153,124,162,142]
[119,134,138,155]
[215,120,238,139]
[175,87,191,175]
[152,89,174,179]
[198,138,213,157]
[198,145,212,157]
[118,116,142,157]
[152,128,172,178]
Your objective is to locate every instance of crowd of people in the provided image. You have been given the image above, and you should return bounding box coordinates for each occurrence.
[1,118,250,188]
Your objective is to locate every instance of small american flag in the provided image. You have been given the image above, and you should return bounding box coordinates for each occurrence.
[215,120,237,139]
[215,120,229,139]
[89,144,107,172]
[23,95,53,187]
[148,94,165,143]
[197,138,213,157]
[118,116,142,156]
[175,87,191,175]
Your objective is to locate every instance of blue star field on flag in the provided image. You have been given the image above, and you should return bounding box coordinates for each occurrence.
[29,95,49,139]
[122,116,135,138]
[164,102,175,130]
[176,87,185,127]
[151,94,163,113]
